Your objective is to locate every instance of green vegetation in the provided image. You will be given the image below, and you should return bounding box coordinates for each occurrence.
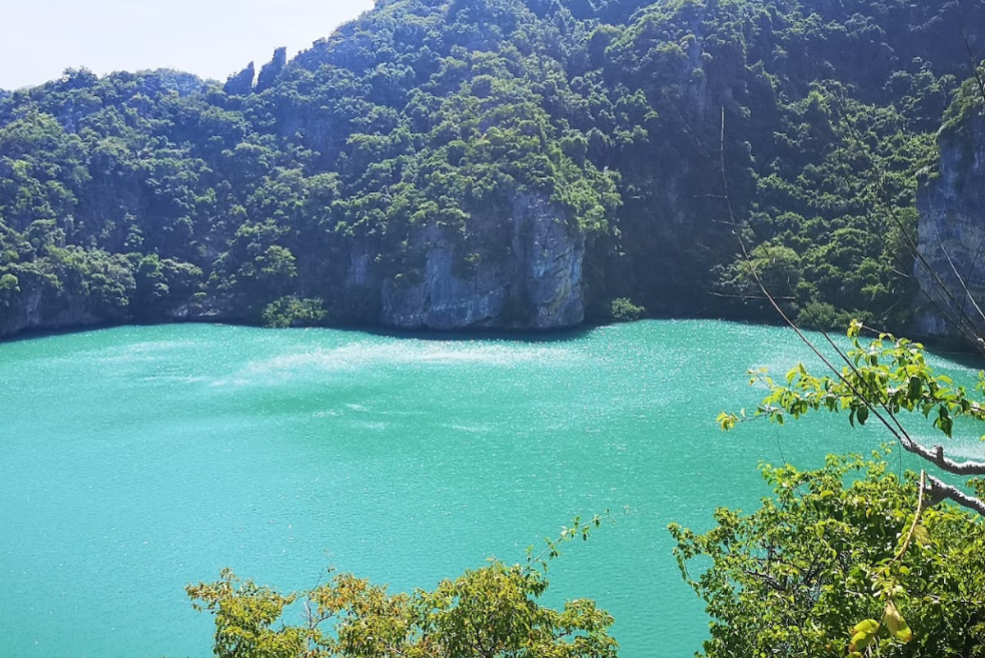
[188,518,617,658]
[5,0,985,651]
[261,296,328,328]
[719,320,985,513]
[688,323,985,656]
[672,453,985,657]
[1,0,983,336]
[608,296,644,322]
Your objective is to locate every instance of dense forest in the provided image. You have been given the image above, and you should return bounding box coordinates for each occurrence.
[1,0,983,337]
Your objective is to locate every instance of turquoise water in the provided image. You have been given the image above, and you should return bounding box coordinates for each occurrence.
[1,320,982,658]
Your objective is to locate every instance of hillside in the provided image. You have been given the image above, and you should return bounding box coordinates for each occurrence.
[1,0,983,337]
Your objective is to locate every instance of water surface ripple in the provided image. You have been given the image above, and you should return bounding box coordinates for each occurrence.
[1,321,979,657]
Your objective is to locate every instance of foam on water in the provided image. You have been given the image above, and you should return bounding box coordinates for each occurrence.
[252,340,576,372]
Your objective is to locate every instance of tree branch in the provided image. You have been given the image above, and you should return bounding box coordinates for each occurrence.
[925,474,985,516]
[896,437,985,475]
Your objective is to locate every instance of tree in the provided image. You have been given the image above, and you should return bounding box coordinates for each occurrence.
[188,518,618,658]
[4,0,984,339]
[702,322,985,654]
[671,453,985,658]
[719,320,985,516]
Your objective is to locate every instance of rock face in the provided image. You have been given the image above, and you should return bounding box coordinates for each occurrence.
[380,195,585,330]
[256,48,288,93]
[0,275,207,339]
[1,285,98,338]
[915,113,985,337]
[223,62,255,96]
[0,192,588,338]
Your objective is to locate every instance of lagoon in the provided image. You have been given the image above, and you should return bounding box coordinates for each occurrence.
[1,321,979,657]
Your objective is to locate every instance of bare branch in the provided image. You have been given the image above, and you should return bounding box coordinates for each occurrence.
[896,439,985,476]
[925,474,985,516]
[741,569,787,593]
[889,471,927,567]
[717,108,921,455]
[935,230,985,329]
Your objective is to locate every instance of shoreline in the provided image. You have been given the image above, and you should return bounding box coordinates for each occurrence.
[4,314,983,364]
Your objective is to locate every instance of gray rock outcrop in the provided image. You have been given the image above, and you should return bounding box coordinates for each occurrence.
[224,62,255,96]
[380,194,585,330]
[256,48,288,93]
[1,284,98,337]
[915,113,985,337]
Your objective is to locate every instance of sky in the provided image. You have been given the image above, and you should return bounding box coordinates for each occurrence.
[0,0,377,90]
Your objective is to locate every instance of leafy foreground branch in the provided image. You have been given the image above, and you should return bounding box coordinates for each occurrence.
[671,454,985,657]
[187,516,617,658]
[696,321,985,656]
[719,321,985,516]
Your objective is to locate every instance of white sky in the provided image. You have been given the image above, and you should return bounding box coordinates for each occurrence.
[0,0,377,90]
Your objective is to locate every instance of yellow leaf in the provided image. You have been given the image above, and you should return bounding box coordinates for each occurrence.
[913,524,931,547]
[850,631,874,653]
[883,600,913,643]
[883,600,901,634]
[853,619,880,636]
[849,618,880,652]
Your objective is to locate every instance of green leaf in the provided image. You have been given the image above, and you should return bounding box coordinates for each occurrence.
[850,630,875,652]
[913,524,931,547]
[908,376,923,401]
[857,406,869,425]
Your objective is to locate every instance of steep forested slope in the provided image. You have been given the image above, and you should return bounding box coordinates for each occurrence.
[0,0,982,337]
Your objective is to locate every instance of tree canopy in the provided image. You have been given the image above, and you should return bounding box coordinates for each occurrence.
[672,453,985,657]
[1,0,983,335]
[187,517,618,658]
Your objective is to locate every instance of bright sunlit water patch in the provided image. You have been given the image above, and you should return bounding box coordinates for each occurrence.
[0,320,981,658]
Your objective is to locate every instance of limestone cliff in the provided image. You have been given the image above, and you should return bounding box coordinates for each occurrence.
[0,192,588,338]
[0,270,205,339]
[1,284,100,337]
[380,195,585,330]
[915,113,985,337]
